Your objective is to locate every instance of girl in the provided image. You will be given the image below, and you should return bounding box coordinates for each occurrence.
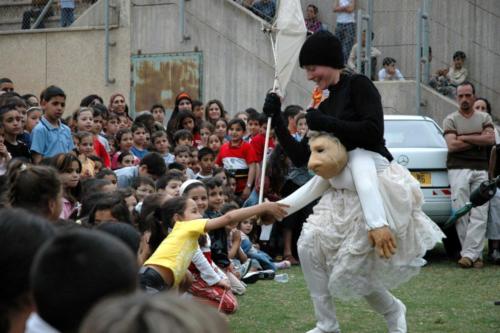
[207,134,222,156]
[6,160,63,221]
[140,195,288,292]
[238,217,290,271]
[92,106,112,168]
[214,118,229,143]
[48,153,82,219]
[112,129,139,169]
[76,131,96,178]
[293,112,309,141]
[181,180,238,313]
[73,107,110,168]
[176,110,202,147]
[0,104,31,161]
[25,106,42,134]
[199,121,214,149]
[205,99,226,125]
[166,92,193,144]
[130,123,149,159]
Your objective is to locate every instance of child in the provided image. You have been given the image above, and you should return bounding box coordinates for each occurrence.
[238,217,290,271]
[132,176,156,202]
[293,112,308,141]
[196,147,215,179]
[48,153,82,219]
[91,106,111,168]
[204,177,224,218]
[199,121,214,149]
[174,144,195,179]
[117,150,136,169]
[115,153,167,188]
[141,195,288,291]
[249,113,275,163]
[176,110,201,147]
[152,130,175,166]
[0,125,12,175]
[156,169,185,198]
[192,100,205,126]
[118,114,129,130]
[216,118,258,201]
[73,107,110,168]
[25,106,42,134]
[76,131,96,178]
[150,104,166,128]
[0,103,31,161]
[7,160,63,221]
[378,57,405,81]
[112,128,139,169]
[95,168,118,185]
[214,118,229,144]
[173,129,194,147]
[103,113,120,150]
[246,112,261,142]
[207,134,221,156]
[30,86,74,163]
[130,123,149,159]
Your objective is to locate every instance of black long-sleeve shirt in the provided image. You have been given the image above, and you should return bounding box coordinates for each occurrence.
[272,73,392,167]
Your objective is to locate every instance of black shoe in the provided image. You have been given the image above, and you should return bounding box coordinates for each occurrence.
[242,271,260,284]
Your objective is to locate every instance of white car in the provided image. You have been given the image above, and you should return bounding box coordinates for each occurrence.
[384,115,451,224]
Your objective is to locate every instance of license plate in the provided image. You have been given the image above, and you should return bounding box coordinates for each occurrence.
[411,171,432,186]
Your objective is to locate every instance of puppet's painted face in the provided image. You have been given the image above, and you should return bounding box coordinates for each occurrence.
[308,135,347,179]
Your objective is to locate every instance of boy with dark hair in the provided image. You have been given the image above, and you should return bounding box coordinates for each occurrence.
[130,122,149,159]
[0,77,14,92]
[150,104,166,127]
[197,147,216,179]
[174,129,194,147]
[216,119,258,201]
[156,169,185,197]
[246,112,263,142]
[115,152,167,188]
[31,85,73,164]
[152,130,175,166]
[30,229,138,333]
[249,113,275,162]
[283,104,302,135]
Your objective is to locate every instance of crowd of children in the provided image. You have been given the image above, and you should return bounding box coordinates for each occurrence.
[0,80,316,332]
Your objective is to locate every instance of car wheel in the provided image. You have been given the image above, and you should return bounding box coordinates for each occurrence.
[442,225,461,260]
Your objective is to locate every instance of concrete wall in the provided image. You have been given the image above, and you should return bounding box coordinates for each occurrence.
[375,80,458,126]
[0,0,130,114]
[130,0,312,114]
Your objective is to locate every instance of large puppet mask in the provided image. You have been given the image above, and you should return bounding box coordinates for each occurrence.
[307,131,348,179]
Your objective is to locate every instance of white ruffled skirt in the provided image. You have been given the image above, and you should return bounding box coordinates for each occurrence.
[298,162,445,300]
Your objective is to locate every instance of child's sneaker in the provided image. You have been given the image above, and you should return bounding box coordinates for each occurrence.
[275,260,291,270]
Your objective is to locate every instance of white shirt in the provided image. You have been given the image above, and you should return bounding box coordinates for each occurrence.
[336,0,355,23]
[25,313,60,333]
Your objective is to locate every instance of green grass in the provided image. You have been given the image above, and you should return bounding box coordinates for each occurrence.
[229,246,500,333]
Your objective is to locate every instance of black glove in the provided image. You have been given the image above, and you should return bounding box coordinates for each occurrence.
[305,108,334,132]
[263,92,281,118]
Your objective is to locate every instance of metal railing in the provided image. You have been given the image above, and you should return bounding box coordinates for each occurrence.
[415,0,430,115]
[104,0,115,85]
[355,0,374,79]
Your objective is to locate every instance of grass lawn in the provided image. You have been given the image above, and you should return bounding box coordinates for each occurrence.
[229,245,500,333]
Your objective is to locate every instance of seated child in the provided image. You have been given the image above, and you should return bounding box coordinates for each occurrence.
[156,169,185,199]
[140,195,288,291]
[378,57,405,81]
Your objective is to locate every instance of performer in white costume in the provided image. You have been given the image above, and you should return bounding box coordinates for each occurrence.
[263,31,444,333]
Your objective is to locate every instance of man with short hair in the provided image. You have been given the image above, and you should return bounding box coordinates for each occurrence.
[443,81,495,268]
[115,152,167,188]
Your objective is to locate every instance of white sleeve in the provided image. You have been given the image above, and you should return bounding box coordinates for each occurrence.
[278,175,330,216]
[348,149,389,230]
[396,69,405,80]
[192,247,221,286]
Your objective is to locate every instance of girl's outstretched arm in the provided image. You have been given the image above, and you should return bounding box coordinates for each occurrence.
[205,202,288,232]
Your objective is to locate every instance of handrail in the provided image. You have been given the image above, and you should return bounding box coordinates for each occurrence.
[31,0,55,29]
[415,0,429,115]
[104,0,115,85]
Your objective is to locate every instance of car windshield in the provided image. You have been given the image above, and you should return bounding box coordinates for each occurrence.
[384,119,447,148]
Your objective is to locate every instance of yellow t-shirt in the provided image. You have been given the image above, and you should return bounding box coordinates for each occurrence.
[144,219,207,286]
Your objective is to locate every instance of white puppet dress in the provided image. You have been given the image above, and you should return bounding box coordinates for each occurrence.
[279,132,445,300]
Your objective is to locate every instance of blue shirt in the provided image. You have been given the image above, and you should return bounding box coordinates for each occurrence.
[252,0,276,22]
[31,116,74,158]
[131,146,149,159]
[115,165,140,188]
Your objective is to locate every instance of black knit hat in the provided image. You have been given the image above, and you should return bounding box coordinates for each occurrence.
[299,31,344,69]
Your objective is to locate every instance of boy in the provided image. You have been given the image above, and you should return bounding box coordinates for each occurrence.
[130,123,149,159]
[174,129,194,147]
[31,85,73,164]
[152,130,175,166]
[102,112,119,152]
[30,229,137,333]
[156,169,185,198]
[196,147,216,179]
[150,104,166,128]
[249,113,275,162]
[378,57,405,81]
[204,177,225,217]
[174,144,196,179]
[115,152,167,188]
[246,112,261,142]
[216,119,258,200]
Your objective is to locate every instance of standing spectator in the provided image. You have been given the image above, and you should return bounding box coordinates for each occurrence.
[250,0,276,22]
[378,57,405,81]
[0,78,14,93]
[333,0,356,64]
[60,0,75,27]
[21,0,54,29]
[305,4,323,35]
[443,82,495,269]
[347,30,381,80]
[31,86,74,163]
[429,51,468,98]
